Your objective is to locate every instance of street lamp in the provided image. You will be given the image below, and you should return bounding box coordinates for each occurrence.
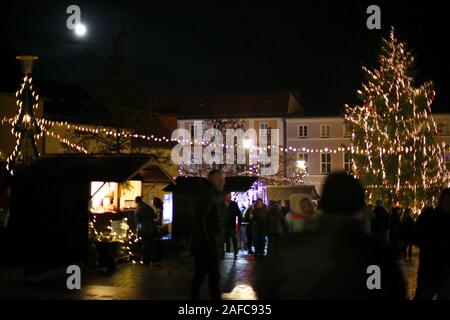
[296,160,306,170]
[74,23,87,37]
[243,138,253,149]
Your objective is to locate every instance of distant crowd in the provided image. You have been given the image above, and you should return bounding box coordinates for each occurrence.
[190,169,450,300]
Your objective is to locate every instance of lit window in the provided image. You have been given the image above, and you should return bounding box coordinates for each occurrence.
[321,153,331,174]
[260,122,269,130]
[298,125,308,138]
[297,153,309,172]
[438,123,450,136]
[344,151,353,173]
[343,124,352,138]
[320,125,331,138]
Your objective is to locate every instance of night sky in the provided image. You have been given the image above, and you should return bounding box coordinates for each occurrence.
[1,0,449,115]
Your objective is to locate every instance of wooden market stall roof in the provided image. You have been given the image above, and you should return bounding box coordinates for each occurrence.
[267,185,320,201]
[11,154,175,184]
[163,176,258,193]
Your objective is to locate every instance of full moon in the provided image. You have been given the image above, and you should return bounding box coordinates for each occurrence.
[74,23,87,37]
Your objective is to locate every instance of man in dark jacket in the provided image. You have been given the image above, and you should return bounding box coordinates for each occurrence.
[223,192,242,258]
[190,169,225,300]
[243,202,256,254]
[389,207,402,258]
[372,199,389,242]
[254,172,405,300]
[135,196,157,265]
[266,201,288,255]
[251,199,267,258]
[414,189,450,300]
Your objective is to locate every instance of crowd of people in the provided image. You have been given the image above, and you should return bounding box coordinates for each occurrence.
[190,169,450,300]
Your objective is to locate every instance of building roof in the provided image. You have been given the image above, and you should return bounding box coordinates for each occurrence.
[158,91,303,119]
[10,154,175,184]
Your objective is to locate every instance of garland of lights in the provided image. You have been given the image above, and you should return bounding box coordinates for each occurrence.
[2,76,92,175]
[4,113,448,157]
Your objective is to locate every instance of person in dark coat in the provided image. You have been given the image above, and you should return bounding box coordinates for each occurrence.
[389,206,402,258]
[400,208,415,261]
[414,189,450,300]
[280,200,290,217]
[251,199,267,258]
[254,172,405,300]
[266,200,288,255]
[152,197,164,262]
[243,201,256,254]
[223,192,242,258]
[190,169,226,300]
[135,196,157,265]
[372,199,389,242]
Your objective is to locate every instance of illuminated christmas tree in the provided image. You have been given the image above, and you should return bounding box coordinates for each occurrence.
[345,28,447,210]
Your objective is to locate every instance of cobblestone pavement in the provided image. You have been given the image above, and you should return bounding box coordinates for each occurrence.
[399,246,419,300]
[80,251,258,300]
[1,248,419,300]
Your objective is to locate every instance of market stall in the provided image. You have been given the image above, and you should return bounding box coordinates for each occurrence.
[7,154,174,276]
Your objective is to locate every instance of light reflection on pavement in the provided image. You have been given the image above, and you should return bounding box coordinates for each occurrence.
[0,249,418,300]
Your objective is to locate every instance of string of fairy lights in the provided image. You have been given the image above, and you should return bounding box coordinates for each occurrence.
[89,216,144,263]
[2,76,96,175]
[4,112,448,159]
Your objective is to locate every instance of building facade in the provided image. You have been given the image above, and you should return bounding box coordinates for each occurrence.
[286,116,352,194]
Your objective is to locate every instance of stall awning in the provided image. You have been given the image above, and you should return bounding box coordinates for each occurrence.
[267,185,320,201]
[163,176,258,193]
[12,154,175,184]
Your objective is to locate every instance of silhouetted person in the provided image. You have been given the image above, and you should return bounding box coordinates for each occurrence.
[414,190,450,300]
[400,208,415,261]
[243,201,256,254]
[152,197,164,262]
[280,200,290,217]
[190,169,225,300]
[372,199,389,242]
[223,192,242,258]
[135,196,157,265]
[266,200,288,255]
[389,207,402,259]
[251,199,267,257]
[254,172,405,300]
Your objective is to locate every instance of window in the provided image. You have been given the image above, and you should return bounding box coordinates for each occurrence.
[298,125,308,138]
[297,153,309,172]
[190,124,198,140]
[343,124,352,138]
[321,153,331,174]
[437,122,450,136]
[320,125,331,138]
[443,146,450,166]
[344,151,353,173]
[260,122,269,130]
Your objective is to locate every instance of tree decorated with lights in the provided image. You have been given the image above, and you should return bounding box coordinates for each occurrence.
[5,56,42,175]
[345,28,447,210]
[1,56,89,176]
